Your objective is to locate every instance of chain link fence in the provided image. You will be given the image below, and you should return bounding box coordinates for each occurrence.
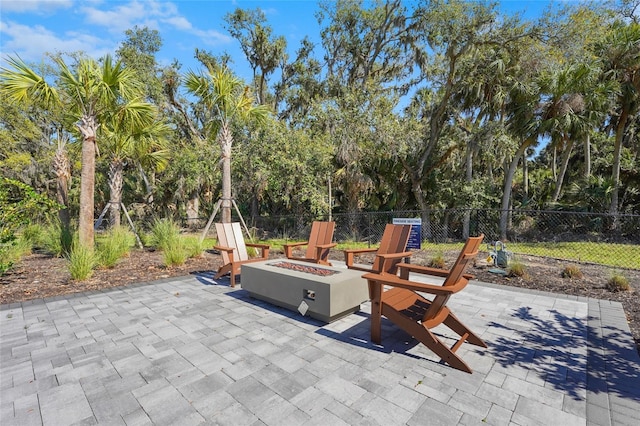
[220,209,640,270]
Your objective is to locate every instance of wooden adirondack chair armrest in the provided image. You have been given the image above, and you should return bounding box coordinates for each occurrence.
[374,251,413,273]
[246,243,270,257]
[213,244,235,253]
[316,243,337,249]
[213,245,235,262]
[283,241,308,257]
[344,248,378,267]
[396,262,450,278]
[247,243,270,249]
[395,262,475,280]
[363,272,466,296]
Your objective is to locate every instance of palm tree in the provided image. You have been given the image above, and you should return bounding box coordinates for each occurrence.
[596,22,640,217]
[101,113,170,227]
[0,54,148,247]
[184,64,269,222]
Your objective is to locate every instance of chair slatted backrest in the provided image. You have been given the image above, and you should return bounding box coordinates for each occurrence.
[215,222,249,264]
[305,221,335,260]
[371,224,412,273]
[423,234,484,322]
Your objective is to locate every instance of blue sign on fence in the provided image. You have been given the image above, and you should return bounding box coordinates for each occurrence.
[392,218,422,249]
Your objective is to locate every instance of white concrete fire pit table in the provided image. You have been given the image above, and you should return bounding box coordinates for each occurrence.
[241,259,369,323]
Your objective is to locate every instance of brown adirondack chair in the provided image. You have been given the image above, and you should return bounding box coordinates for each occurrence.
[283,221,336,266]
[344,224,413,278]
[362,234,486,373]
[213,222,270,288]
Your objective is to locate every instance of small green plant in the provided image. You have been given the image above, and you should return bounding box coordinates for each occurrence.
[149,218,181,251]
[42,221,74,257]
[428,251,446,269]
[68,244,96,280]
[162,238,186,267]
[21,223,45,248]
[97,226,135,268]
[183,236,205,259]
[507,259,528,279]
[607,273,630,292]
[562,264,583,279]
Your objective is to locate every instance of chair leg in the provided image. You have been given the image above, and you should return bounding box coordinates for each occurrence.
[369,280,383,344]
[443,311,487,348]
[382,304,474,373]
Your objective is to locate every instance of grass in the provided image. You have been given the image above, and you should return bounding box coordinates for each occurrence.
[607,273,630,292]
[68,244,96,280]
[420,241,639,270]
[148,218,181,251]
[96,226,135,268]
[163,239,187,266]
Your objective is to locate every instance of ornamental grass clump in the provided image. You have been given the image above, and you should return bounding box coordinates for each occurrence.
[429,251,446,269]
[149,218,181,251]
[162,238,187,267]
[183,236,205,259]
[607,273,630,292]
[97,226,135,268]
[507,258,528,279]
[562,264,583,279]
[68,244,96,280]
[42,221,73,257]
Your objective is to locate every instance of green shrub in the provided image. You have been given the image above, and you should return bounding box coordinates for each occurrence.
[97,226,135,268]
[428,251,446,269]
[183,236,205,259]
[21,223,45,248]
[42,221,74,257]
[68,244,96,280]
[507,259,528,279]
[149,218,180,251]
[163,239,186,267]
[1,241,23,275]
[607,273,630,292]
[562,264,583,279]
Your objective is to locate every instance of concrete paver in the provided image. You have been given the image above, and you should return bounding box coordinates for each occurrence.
[1,271,639,425]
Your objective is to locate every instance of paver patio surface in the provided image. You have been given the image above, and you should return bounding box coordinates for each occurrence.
[1,270,639,425]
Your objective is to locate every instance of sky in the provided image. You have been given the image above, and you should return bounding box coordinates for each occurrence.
[0,0,562,82]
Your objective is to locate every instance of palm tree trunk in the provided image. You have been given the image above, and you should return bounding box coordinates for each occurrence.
[108,160,123,228]
[53,149,71,232]
[500,140,531,241]
[584,133,591,178]
[219,124,233,223]
[462,143,473,239]
[609,108,628,221]
[77,115,98,248]
[552,136,573,203]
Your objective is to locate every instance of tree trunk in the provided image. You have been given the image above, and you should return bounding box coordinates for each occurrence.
[53,149,71,232]
[584,133,591,178]
[77,115,98,248]
[219,124,233,223]
[552,136,573,203]
[609,108,628,219]
[523,150,529,198]
[186,189,200,228]
[500,140,531,241]
[108,160,123,228]
[462,143,473,239]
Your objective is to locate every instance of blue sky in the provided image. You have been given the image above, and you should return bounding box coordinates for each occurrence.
[0,0,563,82]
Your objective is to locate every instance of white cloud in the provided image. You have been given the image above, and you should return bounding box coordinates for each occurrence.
[0,20,113,63]
[0,0,73,14]
[79,0,230,45]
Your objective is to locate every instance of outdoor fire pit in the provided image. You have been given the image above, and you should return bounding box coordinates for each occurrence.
[270,261,339,276]
[241,259,369,323]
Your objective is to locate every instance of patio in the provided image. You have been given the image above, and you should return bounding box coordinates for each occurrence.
[1,270,639,425]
